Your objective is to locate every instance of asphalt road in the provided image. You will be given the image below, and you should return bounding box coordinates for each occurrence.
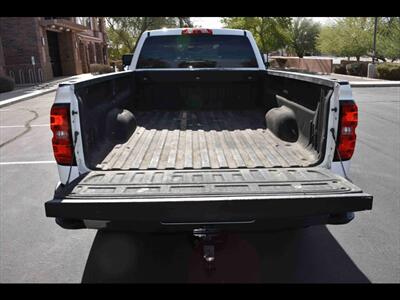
[0,87,399,283]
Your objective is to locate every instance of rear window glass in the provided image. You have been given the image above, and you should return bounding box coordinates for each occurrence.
[136,35,258,69]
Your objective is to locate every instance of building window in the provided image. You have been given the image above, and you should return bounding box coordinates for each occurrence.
[98,18,103,32]
[76,17,92,29]
[44,17,70,21]
[91,17,97,31]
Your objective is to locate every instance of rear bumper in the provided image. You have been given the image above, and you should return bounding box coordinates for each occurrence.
[54,213,355,231]
[46,193,372,232]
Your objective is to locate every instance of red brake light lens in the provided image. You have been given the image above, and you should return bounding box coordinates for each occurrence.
[182,28,213,35]
[334,100,358,161]
[50,104,75,165]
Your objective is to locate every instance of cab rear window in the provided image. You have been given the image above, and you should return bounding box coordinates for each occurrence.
[136,35,258,69]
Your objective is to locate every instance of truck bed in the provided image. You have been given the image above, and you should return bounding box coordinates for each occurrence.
[97,110,317,170]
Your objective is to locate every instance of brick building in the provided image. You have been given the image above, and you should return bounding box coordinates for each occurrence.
[0,17,109,84]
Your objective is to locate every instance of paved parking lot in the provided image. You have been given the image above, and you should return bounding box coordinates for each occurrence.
[0,87,399,283]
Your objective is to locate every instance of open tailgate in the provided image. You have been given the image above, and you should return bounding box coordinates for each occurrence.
[45,167,372,230]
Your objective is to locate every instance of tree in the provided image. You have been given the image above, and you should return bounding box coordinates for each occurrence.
[288,18,320,58]
[106,17,193,61]
[317,17,372,61]
[316,17,400,62]
[376,17,400,62]
[317,25,341,56]
[177,17,192,28]
[221,17,292,54]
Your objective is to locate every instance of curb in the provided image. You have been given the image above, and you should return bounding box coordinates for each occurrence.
[0,87,58,108]
[349,81,400,87]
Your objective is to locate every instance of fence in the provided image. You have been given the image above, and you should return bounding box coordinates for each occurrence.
[6,64,44,85]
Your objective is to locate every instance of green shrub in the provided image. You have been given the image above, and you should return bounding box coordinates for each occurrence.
[346,62,368,77]
[376,63,400,80]
[333,64,347,74]
[90,64,113,75]
[275,58,288,68]
[0,75,15,93]
[110,60,124,72]
[268,58,278,68]
[116,62,124,71]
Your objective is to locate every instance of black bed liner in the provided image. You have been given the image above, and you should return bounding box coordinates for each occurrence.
[64,167,362,200]
[97,110,317,170]
[47,70,373,231]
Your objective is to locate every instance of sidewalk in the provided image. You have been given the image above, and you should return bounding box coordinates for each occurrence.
[0,73,94,108]
[323,73,381,82]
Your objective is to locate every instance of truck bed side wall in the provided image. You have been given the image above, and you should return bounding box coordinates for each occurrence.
[264,75,332,161]
[75,73,136,168]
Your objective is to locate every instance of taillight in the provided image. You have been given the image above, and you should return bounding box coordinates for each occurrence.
[182,28,213,35]
[334,100,358,161]
[50,104,75,165]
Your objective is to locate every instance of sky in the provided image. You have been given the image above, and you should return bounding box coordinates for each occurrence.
[191,17,335,28]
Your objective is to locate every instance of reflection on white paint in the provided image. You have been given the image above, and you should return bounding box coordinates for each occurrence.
[0,160,56,165]
[0,124,48,128]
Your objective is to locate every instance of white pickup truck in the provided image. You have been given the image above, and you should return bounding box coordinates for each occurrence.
[45,28,372,233]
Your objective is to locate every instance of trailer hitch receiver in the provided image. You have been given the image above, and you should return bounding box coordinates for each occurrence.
[193,228,221,272]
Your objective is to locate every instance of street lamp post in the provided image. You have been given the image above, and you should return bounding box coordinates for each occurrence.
[372,17,378,64]
[368,17,378,78]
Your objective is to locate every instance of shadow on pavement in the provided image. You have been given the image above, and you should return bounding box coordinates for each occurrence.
[82,225,370,283]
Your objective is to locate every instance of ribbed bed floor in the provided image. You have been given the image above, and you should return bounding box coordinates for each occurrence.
[97,110,317,170]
